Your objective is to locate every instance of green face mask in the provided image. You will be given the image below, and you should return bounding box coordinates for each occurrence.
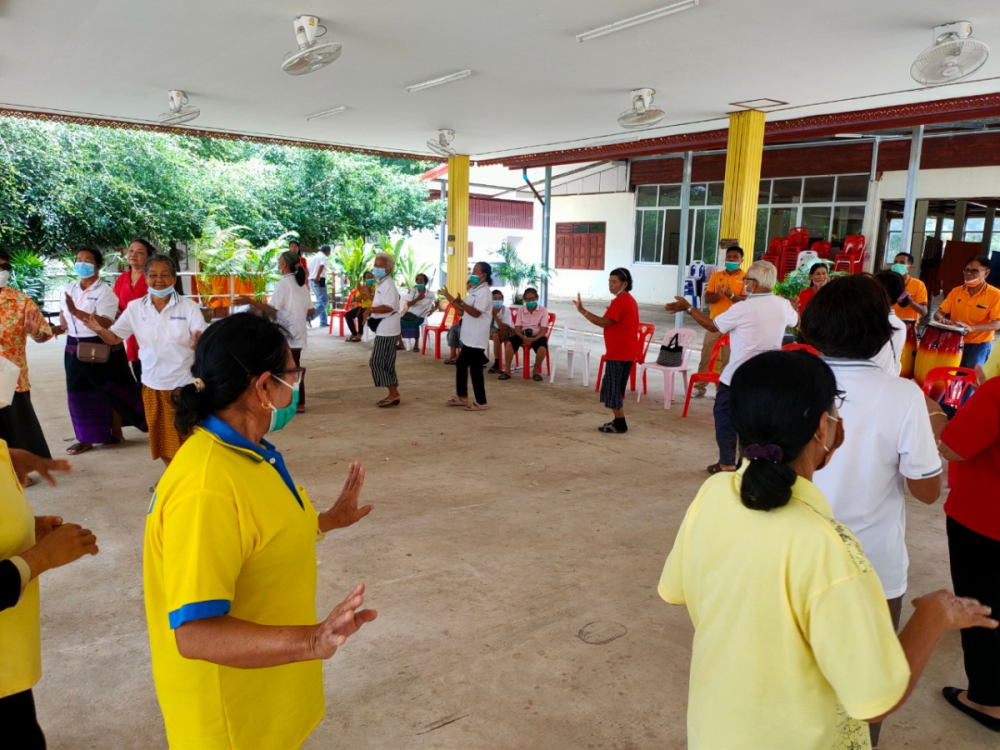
[265,377,299,433]
[416,284,426,290]
[890,263,908,276]
[364,279,375,286]
[724,262,740,272]
[525,301,538,310]
[468,275,480,285]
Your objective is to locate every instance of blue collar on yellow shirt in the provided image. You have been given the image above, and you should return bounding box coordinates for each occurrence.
[200,415,303,508]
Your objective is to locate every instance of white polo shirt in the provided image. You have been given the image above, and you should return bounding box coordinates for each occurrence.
[813,358,942,599]
[371,277,401,337]
[61,279,118,338]
[714,293,798,386]
[307,253,327,282]
[270,274,312,349]
[493,305,514,328]
[459,283,493,350]
[110,293,208,391]
[871,312,907,377]
[404,289,436,319]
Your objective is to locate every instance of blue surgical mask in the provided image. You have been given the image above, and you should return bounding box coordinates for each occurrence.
[468,275,480,285]
[372,267,387,279]
[148,285,174,298]
[266,376,300,433]
[890,263,908,276]
[724,262,740,272]
[74,262,96,278]
[492,300,503,309]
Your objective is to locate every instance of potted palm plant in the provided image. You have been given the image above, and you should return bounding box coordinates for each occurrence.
[332,237,375,304]
[489,240,554,304]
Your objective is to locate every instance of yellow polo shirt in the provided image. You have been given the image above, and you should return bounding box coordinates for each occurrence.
[0,441,41,699]
[705,269,746,318]
[984,343,1000,381]
[659,468,909,750]
[144,417,324,750]
[938,283,1000,344]
[894,276,928,322]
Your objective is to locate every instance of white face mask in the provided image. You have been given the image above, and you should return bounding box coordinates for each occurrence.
[0,271,9,288]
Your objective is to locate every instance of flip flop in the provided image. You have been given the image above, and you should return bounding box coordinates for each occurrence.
[67,442,93,455]
[598,422,623,434]
[487,365,499,373]
[533,373,543,381]
[943,688,1000,731]
[377,399,400,408]
[445,397,468,406]
[465,402,489,411]
[706,462,736,475]
[498,372,512,380]
[444,359,457,366]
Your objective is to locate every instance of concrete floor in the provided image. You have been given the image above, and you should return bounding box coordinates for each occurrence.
[20,312,993,749]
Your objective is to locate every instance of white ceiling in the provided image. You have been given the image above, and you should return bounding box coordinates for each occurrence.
[1,0,998,162]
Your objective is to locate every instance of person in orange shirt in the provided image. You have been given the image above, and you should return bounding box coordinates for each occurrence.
[693,246,746,397]
[934,255,1000,369]
[891,252,929,322]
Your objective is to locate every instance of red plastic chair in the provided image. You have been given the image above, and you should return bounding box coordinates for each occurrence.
[762,253,781,268]
[683,334,730,417]
[782,343,820,355]
[422,304,459,359]
[521,312,558,379]
[787,226,810,250]
[833,234,866,274]
[329,289,358,336]
[921,366,977,408]
[767,237,785,257]
[810,241,832,260]
[595,322,656,394]
[779,252,799,281]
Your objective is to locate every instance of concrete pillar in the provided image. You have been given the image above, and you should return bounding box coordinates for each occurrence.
[445,155,470,297]
[720,110,766,269]
[909,201,929,278]
[953,200,968,240]
[983,207,996,252]
[900,126,924,256]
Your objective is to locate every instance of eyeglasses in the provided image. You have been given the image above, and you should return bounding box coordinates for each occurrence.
[833,390,846,410]
[273,367,306,388]
[963,268,985,276]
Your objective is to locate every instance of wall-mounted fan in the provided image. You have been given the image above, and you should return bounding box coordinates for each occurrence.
[911,22,990,86]
[158,90,200,126]
[427,129,457,157]
[282,15,342,75]
[618,88,665,129]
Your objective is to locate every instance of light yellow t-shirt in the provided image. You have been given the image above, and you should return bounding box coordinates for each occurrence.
[0,441,41,698]
[143,417,324,750]
[659,468,909,750]
[983,342,1000,381]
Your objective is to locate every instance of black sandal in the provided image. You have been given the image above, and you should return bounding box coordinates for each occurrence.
[533,373,543,381]
[498,372,511,380]
[487,364,499,373]
[376,398,401,408]
[943,688,1000,731]
[706,462,736,475]
[598,422,622,434]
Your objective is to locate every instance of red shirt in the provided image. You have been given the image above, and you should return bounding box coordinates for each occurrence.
[112,271,148,362]
[603,291,640,361]
[942,377,1000,541]
[797,286,817,317]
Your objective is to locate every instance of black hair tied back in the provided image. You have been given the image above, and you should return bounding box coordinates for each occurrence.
[173,313,290,433]
[610,267,633,291]
[729,351,838,511]
[281,250,306,287]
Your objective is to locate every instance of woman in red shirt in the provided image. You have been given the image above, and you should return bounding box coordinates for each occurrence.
[796,262,830,318]
[574,268,640,434]
[112,239,153,382]
[939,376,1000,731]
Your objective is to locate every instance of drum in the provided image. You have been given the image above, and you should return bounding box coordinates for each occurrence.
[914,322,965,386]
[899,321,917,379]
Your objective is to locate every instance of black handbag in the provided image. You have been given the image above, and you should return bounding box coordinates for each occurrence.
[655,333,684,367]
[366,317,382,333]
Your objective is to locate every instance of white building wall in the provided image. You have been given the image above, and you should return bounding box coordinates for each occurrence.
[546,192,679,305]
[879,166,1000,200]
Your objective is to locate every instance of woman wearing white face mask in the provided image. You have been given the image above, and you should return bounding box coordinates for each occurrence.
[236,251,314,413]
[84,255,207,468]
[0,249,56,466]
[56,246,146,456]
[366,252,402,407]
[659,350,997,750]
[144,313,377,750]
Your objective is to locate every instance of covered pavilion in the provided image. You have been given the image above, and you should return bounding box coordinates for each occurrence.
[2,1,999,748]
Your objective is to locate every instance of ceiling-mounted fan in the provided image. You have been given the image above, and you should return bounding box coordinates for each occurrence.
[618,88,665,129]
[910,21,989,86]
[158,90,200,126]
[426,129,458,157]
[282,15,342,75]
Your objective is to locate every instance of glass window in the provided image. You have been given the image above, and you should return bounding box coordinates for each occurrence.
[888,218,903,231]
[758,179,771,204]
[767,208,797,242]
[925,217,938,232]
[802,176,835,203]
[835,174,868,202]
[658,184,681,207]
[801,206,832,239]
[771,178,801,204]
[689,183,708,207]
[636,186,658,207]
[886,232,903,258]
[662,209,682,266]
[941,218,954,244]
[707,182,725,206]
[636,210,662,263]
[702,209,720,265]
[965,233,984,243]
[832,206,865,242]
[754,207,769,259]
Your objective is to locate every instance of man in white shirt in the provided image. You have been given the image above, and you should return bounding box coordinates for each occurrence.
[307,245,331,328]
[800,273,943,748]
[666,260,797,473]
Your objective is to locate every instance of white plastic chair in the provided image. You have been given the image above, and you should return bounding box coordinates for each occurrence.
[796,250,819,272]
[636,328,697,409]
[549,326,593,387]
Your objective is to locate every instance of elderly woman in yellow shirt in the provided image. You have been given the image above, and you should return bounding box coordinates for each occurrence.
[143,312,377,750]
[658,350,997,750]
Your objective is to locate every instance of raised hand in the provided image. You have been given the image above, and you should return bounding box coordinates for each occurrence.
[664,296,691,314]
[24,306,45,336]
[573,293,584,313]
[310,583,378,659]
[320,462,372,532]
[64,292,79,317]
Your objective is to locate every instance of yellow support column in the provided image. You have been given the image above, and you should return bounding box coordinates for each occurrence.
[720,110,766,269]
[445,155,470,297]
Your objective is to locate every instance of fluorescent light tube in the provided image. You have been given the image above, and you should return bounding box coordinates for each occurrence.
[406,69,473,93]
[576,0,699,42]
[306,106,347,121]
